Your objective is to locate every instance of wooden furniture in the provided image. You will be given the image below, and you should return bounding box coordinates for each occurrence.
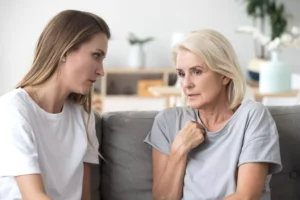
[147,79,300,108]
[96,68,177,97]
[92,68,177,114]
[137,80,164,97]
[247,79,299,102]
[148,86,182,107]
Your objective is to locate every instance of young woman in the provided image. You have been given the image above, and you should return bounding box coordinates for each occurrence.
[0,10,110,200]
[145,29,282,200]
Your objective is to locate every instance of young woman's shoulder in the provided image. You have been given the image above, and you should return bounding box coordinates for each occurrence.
[0,89,34,118]
[0,88,28,104]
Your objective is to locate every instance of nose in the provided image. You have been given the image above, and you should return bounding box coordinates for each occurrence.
[96,65,105,77]
[182,75,193,89]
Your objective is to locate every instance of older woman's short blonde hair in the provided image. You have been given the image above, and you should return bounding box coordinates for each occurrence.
[172,29,245,109]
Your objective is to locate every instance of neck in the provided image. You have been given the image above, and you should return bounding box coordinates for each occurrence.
[25,78,69,114]
[198,93,236,131]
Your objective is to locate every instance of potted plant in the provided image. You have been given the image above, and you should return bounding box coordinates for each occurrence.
[236,0,288,82]
[127,32,154,68]
[237,23,300,93]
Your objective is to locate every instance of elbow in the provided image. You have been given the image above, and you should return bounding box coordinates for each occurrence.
[240,194,261,200]
[153,190,180,200]
[153,195,170,200]
[224,192,260,200]
[243,193,261,200]
[244,197,259,200]
[153,191,166,200]
[152,189,170,200]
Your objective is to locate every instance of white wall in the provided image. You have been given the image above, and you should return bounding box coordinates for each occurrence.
[0,0,299,95]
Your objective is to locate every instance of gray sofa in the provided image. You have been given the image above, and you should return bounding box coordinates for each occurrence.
[91,105,300,200]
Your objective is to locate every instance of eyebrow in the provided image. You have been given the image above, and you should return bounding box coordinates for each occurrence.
[176,66,204,71]
[96,49,106,57]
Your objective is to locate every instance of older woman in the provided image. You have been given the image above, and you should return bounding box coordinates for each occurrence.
[144,29,282,200]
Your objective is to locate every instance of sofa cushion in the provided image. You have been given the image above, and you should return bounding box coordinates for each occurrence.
[100,111,157,200]
[268,106,300,200]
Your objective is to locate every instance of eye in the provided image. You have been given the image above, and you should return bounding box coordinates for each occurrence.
[92,53,101,59]
[192,68,202,75]
[177,71,185,78]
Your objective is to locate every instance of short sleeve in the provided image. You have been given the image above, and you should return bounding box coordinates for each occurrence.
[144,111,171,155]
[238,105,282,174]
[83,113,100,164]
[0,111,40,176]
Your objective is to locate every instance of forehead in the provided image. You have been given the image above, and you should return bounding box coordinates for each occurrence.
[176,49,206,70]
[81,33,108,50]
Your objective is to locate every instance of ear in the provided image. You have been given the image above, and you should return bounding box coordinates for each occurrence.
[222,76,231,86]
[61,56,66,63]
[60,53,68,64]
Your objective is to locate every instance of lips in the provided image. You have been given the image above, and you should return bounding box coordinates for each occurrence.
[187,94,199,97]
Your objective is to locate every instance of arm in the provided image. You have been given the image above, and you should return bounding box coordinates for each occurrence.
[152,121,205,200]
[152,146,188,200]
[223,163,269,200]
[15,174,52,200]
[82,163,91,200]
[225,104,282,200]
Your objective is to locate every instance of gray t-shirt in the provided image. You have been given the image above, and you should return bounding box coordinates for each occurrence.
[144,100,282,200]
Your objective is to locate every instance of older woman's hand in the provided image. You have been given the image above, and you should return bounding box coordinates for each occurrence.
[172,120,206,155]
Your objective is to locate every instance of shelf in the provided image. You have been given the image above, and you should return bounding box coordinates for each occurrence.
[103,95,165,98]
[104,67,176,74]
[97,67,178,98]
[148,86,182,97]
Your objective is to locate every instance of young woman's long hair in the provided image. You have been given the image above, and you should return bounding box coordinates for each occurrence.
[16,10,110,151]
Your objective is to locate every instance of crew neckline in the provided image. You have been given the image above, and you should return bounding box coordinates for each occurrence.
[194,99,250,138]
[18,87,68,119]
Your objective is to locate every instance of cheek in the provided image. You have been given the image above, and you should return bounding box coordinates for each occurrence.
[62,64,86,84]
[197,76,222,96]
[69,56,92,74]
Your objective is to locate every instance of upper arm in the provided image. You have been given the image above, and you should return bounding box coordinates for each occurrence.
[145,110,176,188]
[239,104,282,174]
[0,110,47,199]
[83,112,99,164]
[152,148,169,188]
[15,174,51,200]
[144,111,172,155]
[236,163,269,199]
[82,163,91,200]
[0,110,40,176]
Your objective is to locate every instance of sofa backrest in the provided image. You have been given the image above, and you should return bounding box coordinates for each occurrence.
[267,106,300,200]
[95,106,300,200]
[100,111,156,200]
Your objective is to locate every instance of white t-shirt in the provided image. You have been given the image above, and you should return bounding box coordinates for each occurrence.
[0,88,99,200]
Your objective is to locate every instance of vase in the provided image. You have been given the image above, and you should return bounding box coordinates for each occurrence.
[247,57,268,82]
[259,51,291,93]
[128,44,145,68]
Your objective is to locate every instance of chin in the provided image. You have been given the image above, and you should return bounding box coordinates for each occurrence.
[188,101,204,109]
[74,87,90,95]
[81,89,90,95]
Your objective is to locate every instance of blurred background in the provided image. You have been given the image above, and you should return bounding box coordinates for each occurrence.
[1,0,300,114]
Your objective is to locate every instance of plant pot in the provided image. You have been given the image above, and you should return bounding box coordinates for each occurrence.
[128,45,145,68]
[259,51,291,93]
